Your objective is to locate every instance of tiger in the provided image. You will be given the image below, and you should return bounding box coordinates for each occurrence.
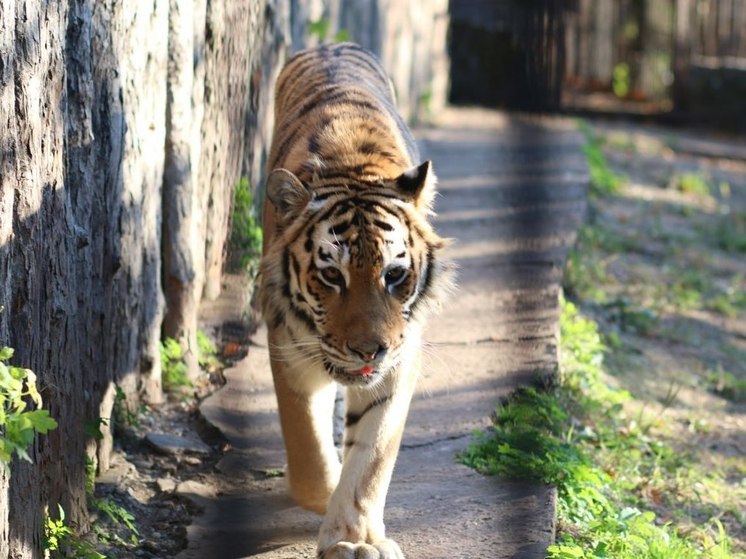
[259,42,454,559]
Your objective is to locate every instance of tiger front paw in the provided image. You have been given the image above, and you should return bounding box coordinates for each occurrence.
[319,538,405,559]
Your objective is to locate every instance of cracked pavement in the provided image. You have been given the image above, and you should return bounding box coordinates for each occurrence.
[178,109,588,559]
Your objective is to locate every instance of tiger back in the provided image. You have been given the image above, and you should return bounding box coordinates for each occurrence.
[259,42,453,559]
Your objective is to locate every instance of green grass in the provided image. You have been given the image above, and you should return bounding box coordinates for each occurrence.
[712,211,746,253]
[565,216,743,320]
[563,224,619,303]
[460,300,736,558]
[578,122,626,198]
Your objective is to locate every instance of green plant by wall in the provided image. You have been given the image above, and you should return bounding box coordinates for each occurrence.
[228,177,263,277]
[112,385,143,428]
[0,346,57,468]
[43,505,105,559]
[85,456,97,497]
[308,18,350,43]
[160,338,192,393]
[93,498,139,548]
[197,328,221,372]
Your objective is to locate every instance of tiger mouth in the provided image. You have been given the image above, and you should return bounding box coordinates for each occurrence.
[323,360,386,385]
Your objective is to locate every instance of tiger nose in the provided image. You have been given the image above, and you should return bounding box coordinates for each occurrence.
[347,340,389,362]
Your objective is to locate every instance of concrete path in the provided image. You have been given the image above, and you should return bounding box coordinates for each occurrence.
[180,109,588,559]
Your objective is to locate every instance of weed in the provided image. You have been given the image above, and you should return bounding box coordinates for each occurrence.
[671,172,712,196]
[85,456,96,496]
[578,121,625,198]
[43,505,105,559]
[113,385,144,428]
[307,18,330,41]
[706,282,746,318]
[332,28,350,42]
[563,224,620,302]
[0,347,57,468]
[197,329,221,372]
[307,18,351,43]
[563,248,610,303]
[94,499,139,547]
[603,298,658,335]
[670,281,703,311]
[160,338,192,392]
[83,417,107,441]
[705,368,746,403]
[607,132,637,152]
[713,211,746,253]
[228,177,263,277]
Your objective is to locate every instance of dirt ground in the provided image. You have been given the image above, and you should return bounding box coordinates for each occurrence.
[569,119,746,551]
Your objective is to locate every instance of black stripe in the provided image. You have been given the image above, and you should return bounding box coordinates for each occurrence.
[410,247,435,314]
[318,247,334,262]
[281,251,292,298]
[372,219,394,232]
[335,47,389,84]
[269,311,285,329]
[329,220,352,237]
[285,195,406,258]
[308,132,321,154]
[272,111,330,167]
[345,394,392,427]
[289,302,317,332]
[290,252,302,281]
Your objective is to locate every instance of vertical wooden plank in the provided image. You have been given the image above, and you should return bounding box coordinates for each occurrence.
[673,0,692,111]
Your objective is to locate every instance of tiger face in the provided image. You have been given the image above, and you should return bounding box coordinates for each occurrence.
[261,161,450,388]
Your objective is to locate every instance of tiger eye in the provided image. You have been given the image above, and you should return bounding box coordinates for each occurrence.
[320,267,344,287]
[384,267,407,288]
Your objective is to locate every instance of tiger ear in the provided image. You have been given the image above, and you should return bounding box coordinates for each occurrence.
[394,160,436,213]
[265,169,313,221]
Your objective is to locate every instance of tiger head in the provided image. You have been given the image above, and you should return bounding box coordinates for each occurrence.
[260,161,453,388]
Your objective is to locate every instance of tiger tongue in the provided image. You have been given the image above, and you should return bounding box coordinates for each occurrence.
[350,365,374,376]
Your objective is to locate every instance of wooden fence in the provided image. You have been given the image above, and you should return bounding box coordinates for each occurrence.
[449,0,746,117]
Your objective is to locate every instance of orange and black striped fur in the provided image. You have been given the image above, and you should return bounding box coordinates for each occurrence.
[260,43,453,559]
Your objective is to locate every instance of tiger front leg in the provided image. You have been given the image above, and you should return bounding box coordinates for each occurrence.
[317,371,415,559]
[270,346,342,514]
